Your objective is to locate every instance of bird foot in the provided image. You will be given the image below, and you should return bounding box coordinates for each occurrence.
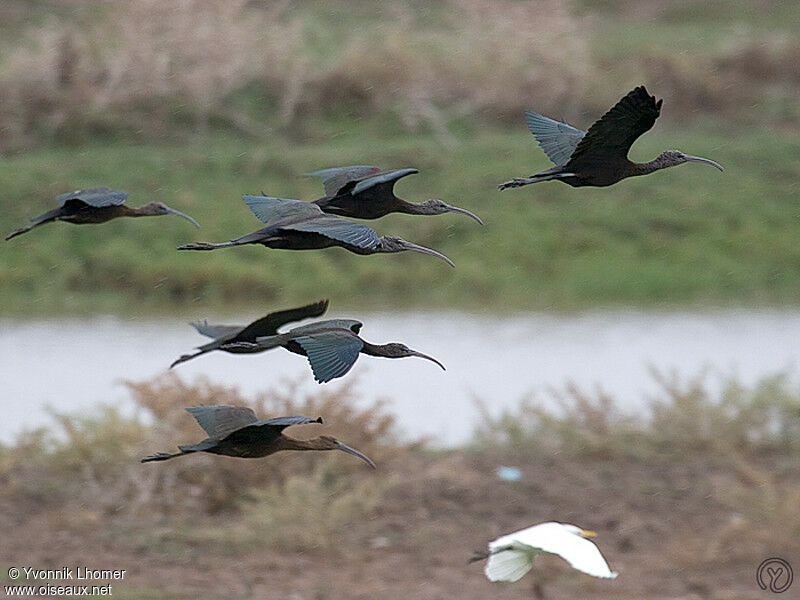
[4,227,30,241]
[498,178,533,191]
[141,452,175,463]
[177,242,215,251]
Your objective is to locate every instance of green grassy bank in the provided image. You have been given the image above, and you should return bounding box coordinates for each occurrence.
[1,121,799,315]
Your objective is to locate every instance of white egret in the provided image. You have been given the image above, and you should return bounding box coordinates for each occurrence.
[470,522,618,583]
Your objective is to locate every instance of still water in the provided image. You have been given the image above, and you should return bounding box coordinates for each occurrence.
[2,310,799,446]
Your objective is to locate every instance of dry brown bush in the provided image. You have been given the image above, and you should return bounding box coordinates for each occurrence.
[0,0,590,149]
[0,374,398,528]
[473,370,800,460]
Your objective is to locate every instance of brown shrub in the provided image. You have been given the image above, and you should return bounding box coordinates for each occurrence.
[473,370,800,460]
[0,0,590,149]
[0,374,398,525]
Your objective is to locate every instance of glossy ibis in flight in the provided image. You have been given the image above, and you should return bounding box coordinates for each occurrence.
[221,318,445,383]
[141,405,375,467]
[178,195,455,266]
[308,165,483,223]
[169,299,329,368]
[5,187,200,240]
[470,522,617,583]
[498,86,723,190]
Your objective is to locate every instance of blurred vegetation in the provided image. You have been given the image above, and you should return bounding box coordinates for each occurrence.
[0,375,396,548]
[3,125,800,315]
[471,369,800,563]
[0,0,799,315]
[1,0,799,150]
[473,370,800,460]
[0,372,797,587]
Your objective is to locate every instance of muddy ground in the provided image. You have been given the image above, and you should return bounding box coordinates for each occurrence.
[1,447,789,600]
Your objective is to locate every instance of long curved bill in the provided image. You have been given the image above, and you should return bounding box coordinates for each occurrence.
[443,203,483,225]
[166,206,201,227]
[684,155,724,171]
[335,440,376,468]
[401,240,455,268]
[410,350,446,371]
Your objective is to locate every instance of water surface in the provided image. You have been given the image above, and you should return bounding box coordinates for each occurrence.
[2,310,798,445]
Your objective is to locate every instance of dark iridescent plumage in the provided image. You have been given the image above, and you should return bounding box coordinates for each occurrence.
[141,405,375,467]
[222,319,446,384]
[309,166,482,223]
[178,194,455,266]
[499,86,723,190]
[5,187,199,240]
[169,299,329,368]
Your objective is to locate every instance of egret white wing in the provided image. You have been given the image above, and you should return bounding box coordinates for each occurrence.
[506,523,617,579]
[485,542,537,582]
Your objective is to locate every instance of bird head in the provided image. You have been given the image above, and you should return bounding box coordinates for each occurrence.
[142,202,200,227]
[376,342,446,370]
[418,199,483,224]
[317,435,376,468]
[660,150,724,171]
[378,236,455,267]
[562,523,598,539]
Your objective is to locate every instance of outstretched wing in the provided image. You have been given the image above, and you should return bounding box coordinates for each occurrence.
[284,319,363,336]
[484,542,538,583]
[307,166,382,196]
[221,415,322,445]
[524,111,585,166]
[509,524,617,579]
[285,213,380,249]
[186,405,258,439]
[236,300,329,340]
[295,331,364,383]
[244,194,380,249]
[260,415,323,428]
[350,168,418,196]
[190,320,243,340]
[567,86,662,165]
[56,187,128,209]
[243,195,318,223]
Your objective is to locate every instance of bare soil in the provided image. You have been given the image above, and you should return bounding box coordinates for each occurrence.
[1,449,787,600]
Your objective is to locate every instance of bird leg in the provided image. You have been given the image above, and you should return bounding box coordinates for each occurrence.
[468,550,490,564]
[177,241,234,251]
[169,349,208,368]
[5,226,35,241]
[498,169,574,191]
[498,177,540,190]
[141,451,186,463]
[5,221,49,241]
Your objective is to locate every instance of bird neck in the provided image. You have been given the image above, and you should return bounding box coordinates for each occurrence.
[277,435,327,452]
[116,205,139,217]
[360,341,393,357]
[127,203,159,217]
[634,152,678,176]
[397,199,432,215]
[372,239,396,254]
